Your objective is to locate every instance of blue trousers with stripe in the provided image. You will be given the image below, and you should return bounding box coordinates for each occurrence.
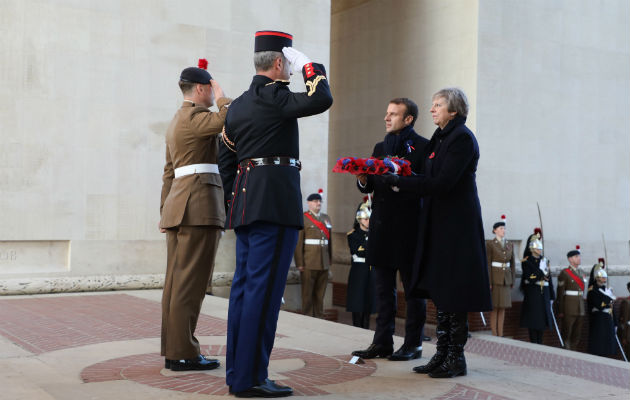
[226,222,298,392]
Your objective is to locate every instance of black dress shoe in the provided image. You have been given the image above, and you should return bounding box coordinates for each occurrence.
[351,343,393,359]
[388,344,422,361]
[167,355,220,371]
[234,378,293,398]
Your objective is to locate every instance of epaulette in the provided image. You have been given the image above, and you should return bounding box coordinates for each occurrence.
[265,79,290,87]
[347,229,355,236]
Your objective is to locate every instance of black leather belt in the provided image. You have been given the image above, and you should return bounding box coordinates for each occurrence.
[240,157,301,170]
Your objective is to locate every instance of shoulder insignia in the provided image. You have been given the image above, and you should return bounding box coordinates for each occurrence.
[265,79,290,87]
[529,274,537,279]
[521,256,529,262]
[588,285,593,291]
[306,75,326,96]
[221,126,236,153]
[601,301,606,308]
[347,229,355,236]
[358,245,365,251]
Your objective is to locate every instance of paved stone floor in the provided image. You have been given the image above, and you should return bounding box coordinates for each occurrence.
[0,290,628,399]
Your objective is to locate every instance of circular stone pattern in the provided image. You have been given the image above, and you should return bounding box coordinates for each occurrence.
[81,344,377,396]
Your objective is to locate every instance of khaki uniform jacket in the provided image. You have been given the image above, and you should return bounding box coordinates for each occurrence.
[160,99,231,228]
[486,238,515,286]
[294,212,332,270]
[556,267,586,317]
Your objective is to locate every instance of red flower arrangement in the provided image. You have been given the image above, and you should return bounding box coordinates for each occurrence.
[332,157,412,176]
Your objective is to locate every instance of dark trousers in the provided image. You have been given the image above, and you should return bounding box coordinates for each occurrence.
[226,222,298,392]
[352,312,370,329]
[528,329,544,344]
[373,266,426,347]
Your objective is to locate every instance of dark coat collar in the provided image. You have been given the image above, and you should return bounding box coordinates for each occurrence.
[435,115,467,139]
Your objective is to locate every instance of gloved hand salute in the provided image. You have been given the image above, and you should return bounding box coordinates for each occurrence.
[282,47,312,74]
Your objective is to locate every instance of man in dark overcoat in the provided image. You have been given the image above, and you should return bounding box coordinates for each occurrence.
[352,98,429,361]
[218,30,332,398]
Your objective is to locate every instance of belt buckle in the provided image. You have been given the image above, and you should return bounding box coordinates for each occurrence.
[273,158,280,165]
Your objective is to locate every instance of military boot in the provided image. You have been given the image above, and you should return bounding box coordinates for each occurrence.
[428,312,468,378]
[413,310,450,373]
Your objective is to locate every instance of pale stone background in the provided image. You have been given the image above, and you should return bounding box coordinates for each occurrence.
[328,0,630,286]
[0,0,332,300]
[1,0,629,300]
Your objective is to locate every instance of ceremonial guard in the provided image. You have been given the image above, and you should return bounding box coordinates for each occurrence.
[218,30,332,398]
[589,257,606,287]
[519,234,554,344]
[486,215,515,337]
[556,246,586,350]
[159,59,231,371]
[353,98,429,361]
[294,191,333,318]
[523,227,543,259]
[618,282,630,359]
[587,263,617,356]
[346,200,375,329]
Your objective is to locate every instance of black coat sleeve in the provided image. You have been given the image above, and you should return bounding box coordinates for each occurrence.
[218,117,238,209]
[397,131,475,196]
[277,63,333,119]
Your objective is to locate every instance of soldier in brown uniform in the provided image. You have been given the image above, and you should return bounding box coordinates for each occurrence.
[294,191,333,318]
[556,246,586,350]
[618,282,630,360]
[486,215,515,337]
[159,60,231,370]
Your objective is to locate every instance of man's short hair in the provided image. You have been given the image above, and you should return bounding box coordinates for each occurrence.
[389,97,418,127]
[254,51,284,72]
[178,80,196,94]
[432,87,469,117]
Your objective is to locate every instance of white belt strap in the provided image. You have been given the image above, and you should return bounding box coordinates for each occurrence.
[565,290,583,296]
[491,262,510,267]
[627,321,630,326]
[305,239,329,246]
[524,280,549,286]
[352,254,365,263]
[174,163,219,178]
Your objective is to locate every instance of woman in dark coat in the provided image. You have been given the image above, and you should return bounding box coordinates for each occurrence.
[587,266,617,356]
[346,204,375,329]
[386,87,492,379]
[519,234,555,344]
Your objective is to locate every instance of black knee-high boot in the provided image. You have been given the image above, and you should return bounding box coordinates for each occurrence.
[429,312,468,378]
[413,310,450,373]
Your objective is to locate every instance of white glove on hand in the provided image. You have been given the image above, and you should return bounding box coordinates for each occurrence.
[539,257,548,274]
[282,47,311,74]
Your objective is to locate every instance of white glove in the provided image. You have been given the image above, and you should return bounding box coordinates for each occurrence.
[539,257,548,274]
[282,47,311,74]
[602,287,616,300]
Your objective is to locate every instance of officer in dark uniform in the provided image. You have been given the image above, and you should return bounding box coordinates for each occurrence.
[218,30,332,398]
[519,234,555,344]
[587,265,617,356]
[346,201,375,329]
[353,98,429,361]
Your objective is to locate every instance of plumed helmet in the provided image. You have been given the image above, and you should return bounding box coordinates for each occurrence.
[356,200,371,222]
[594,264,608,281]
[529,233,543,251]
